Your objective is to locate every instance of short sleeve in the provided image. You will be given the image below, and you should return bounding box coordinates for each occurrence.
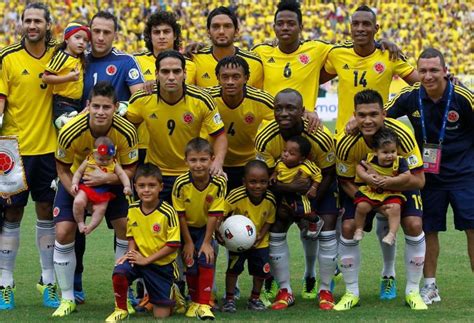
[165,209,181,247]
[171,181,185,216]
[125,56,145,87]
[203,101,225,137]
[126,95,145,125]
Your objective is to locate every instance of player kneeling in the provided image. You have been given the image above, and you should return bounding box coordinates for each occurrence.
[219,160,276,313]
[106,164,180,321]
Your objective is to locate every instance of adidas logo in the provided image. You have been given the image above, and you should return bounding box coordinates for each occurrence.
[342,64,349,70]
[131,222,138,227]
[144,69,152,75]
[411,110,421,118]
[149,113,158,119]
[202,72,210,79]
[22,69,29,75]
[185,198,191,203]
[267,57,275,63]
[83,147,90,152]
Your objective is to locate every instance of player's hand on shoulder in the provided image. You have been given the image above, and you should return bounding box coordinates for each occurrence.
[142,80,155,95]
[344,116,359,135]
[378,39,401,61]
[209,160,226,178]
[184,41,205,57]
[303,110,322,133]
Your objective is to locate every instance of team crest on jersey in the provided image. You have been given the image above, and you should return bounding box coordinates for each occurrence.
[152,223,161,232]
[373,62,385,74]
[205,194,214,204]
[53,207,60,217]
[183,112,194,124]
[128,68,140,80]
[299,54,310,65]
[106,64,117,76]
[244,113,255,124]
[129,149,138,160]
[263,263,271,273]
[447,110,459,123]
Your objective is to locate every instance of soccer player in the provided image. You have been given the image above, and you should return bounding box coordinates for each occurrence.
[192,6,263,88]
[172,138,227,320]
[106,163,180,321]
[385,48,474,305]
[209,55,274,191]
[126,50,227,202]
[0,2,59,310]
[323,5,419,135]
[52,82,138,317]
[255,89,339,310]
[335,89,427,311]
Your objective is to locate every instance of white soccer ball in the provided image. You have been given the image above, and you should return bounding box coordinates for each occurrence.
[219,215,257,252]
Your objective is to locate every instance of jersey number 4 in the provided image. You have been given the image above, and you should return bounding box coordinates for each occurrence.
[353,71,367,87]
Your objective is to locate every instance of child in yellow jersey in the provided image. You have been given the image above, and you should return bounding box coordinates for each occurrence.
[42,22,90,129]
[220,160,276,313]
[71,136,132,235]
[107,163,181,321]
[172,138,227,320]
[353,128,410,245]
[271,135,324,239]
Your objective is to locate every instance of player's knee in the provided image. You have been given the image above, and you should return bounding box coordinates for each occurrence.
[341,219,355,239]
[401,216,422,236]
[356,202,372,214]
[5,206,24,222]
[73,197,87,209]
[36,201,53,220]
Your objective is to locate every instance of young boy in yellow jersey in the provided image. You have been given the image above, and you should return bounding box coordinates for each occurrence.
[106,163,180,321]
[221,160,276,313]
[272,136,324,239]
[172,138,227,320]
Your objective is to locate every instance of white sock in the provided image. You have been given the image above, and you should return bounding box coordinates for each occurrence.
[269,232,292,293]
[424,277,436,286]
[318,230,337,291]
[376,215,396,278]
[36,220,55,285]
[405,232,426,295]
[338,236,360,296]
[115,238,128,262]
[300,230,318,279]
[0,221,20,287]
[54,241,76,301]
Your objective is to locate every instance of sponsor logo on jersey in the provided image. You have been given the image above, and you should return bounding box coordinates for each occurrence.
[374,62,385,74]
[106,64,117,76]
[299,54,310,65]
[183,112,194,124]
[447,110,459,122]
[128,68,140,80]
[244,112,255,124]
[267,57,275,63]
[202,72,211,79]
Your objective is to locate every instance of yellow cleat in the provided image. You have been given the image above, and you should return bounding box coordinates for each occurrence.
[52,299,77,317]
[196,304,215,320]
[171,283,186,314]
[185,302,199,318]
[105,308,129,322]
[334,291,360,311]
[405,291,428,310]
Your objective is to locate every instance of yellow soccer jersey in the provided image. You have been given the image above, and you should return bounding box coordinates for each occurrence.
[252,40,333,111]
[172,172,227,228]
[0,40,57,155]
[255,119,335,170]
[324,43,415,133]
[192,46,263,88]
[208,85,274,167]
[275,159,322,184]
[45,49,84,100]
[134,51,196,84]
[127,84,225,176]
[56,113,139,173]
[224,186,276,248]
[336,118,423,180]
[127,201,180,266]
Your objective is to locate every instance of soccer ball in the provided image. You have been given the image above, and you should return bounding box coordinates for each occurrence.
[219,215,257,252]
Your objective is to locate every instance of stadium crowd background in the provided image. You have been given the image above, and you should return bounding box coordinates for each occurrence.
[0,0,472,86]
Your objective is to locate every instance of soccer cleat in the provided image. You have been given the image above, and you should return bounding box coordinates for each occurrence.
[405,291,428,310]
[271,288,295,310]
[318,290,335,310]
[259,292,271,308]
[52,299,77,317]
[334,291,360,311]
[196,304,215,320]
[74,289,85,305]
[247,298,266,311]
[135,293,153,312]
[36,281,60,308]
[380,276,397,300]
[210,292,219,312]
[353,229,364,241]
[185,301,199,318]
[221,298,237,313]
[330,266,343,293]
[171,283,186,314]
[128,286,138,307]
[0,285,15,310]
[105,308,128,322]
[420,283,441,305]
[263,277,278,300]
[301,276,317,300]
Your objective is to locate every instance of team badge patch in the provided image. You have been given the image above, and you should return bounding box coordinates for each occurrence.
[263,263,271,273]
[373,62,385,74]
[106,64,117,76]
[128,68,140,80]
[244,113,255,124]
[337,163,348,174]
[447,110,459,122]
[0,151,15,175]
[53,207,60,217]
[205,194,214,204]
[152,223,161,232]
[299,54,310,65]
[183,112,194,124]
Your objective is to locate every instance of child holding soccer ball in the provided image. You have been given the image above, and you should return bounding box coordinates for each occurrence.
[42,22,90,129]
[353,128,410,245]
[271,135,324,239]
[219,160,276,313]
[71,136,132,235]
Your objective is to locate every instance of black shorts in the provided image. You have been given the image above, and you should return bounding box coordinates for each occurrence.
[226,247,271,279]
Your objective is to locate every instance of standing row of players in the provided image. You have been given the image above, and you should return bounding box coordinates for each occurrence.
[0,0,472,319]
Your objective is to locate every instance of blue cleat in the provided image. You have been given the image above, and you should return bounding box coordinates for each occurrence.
[37,281,60,308]
[128,286,139,307]
[0,285,15,310]
[380,276,397,300]
[74,289,86,305]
